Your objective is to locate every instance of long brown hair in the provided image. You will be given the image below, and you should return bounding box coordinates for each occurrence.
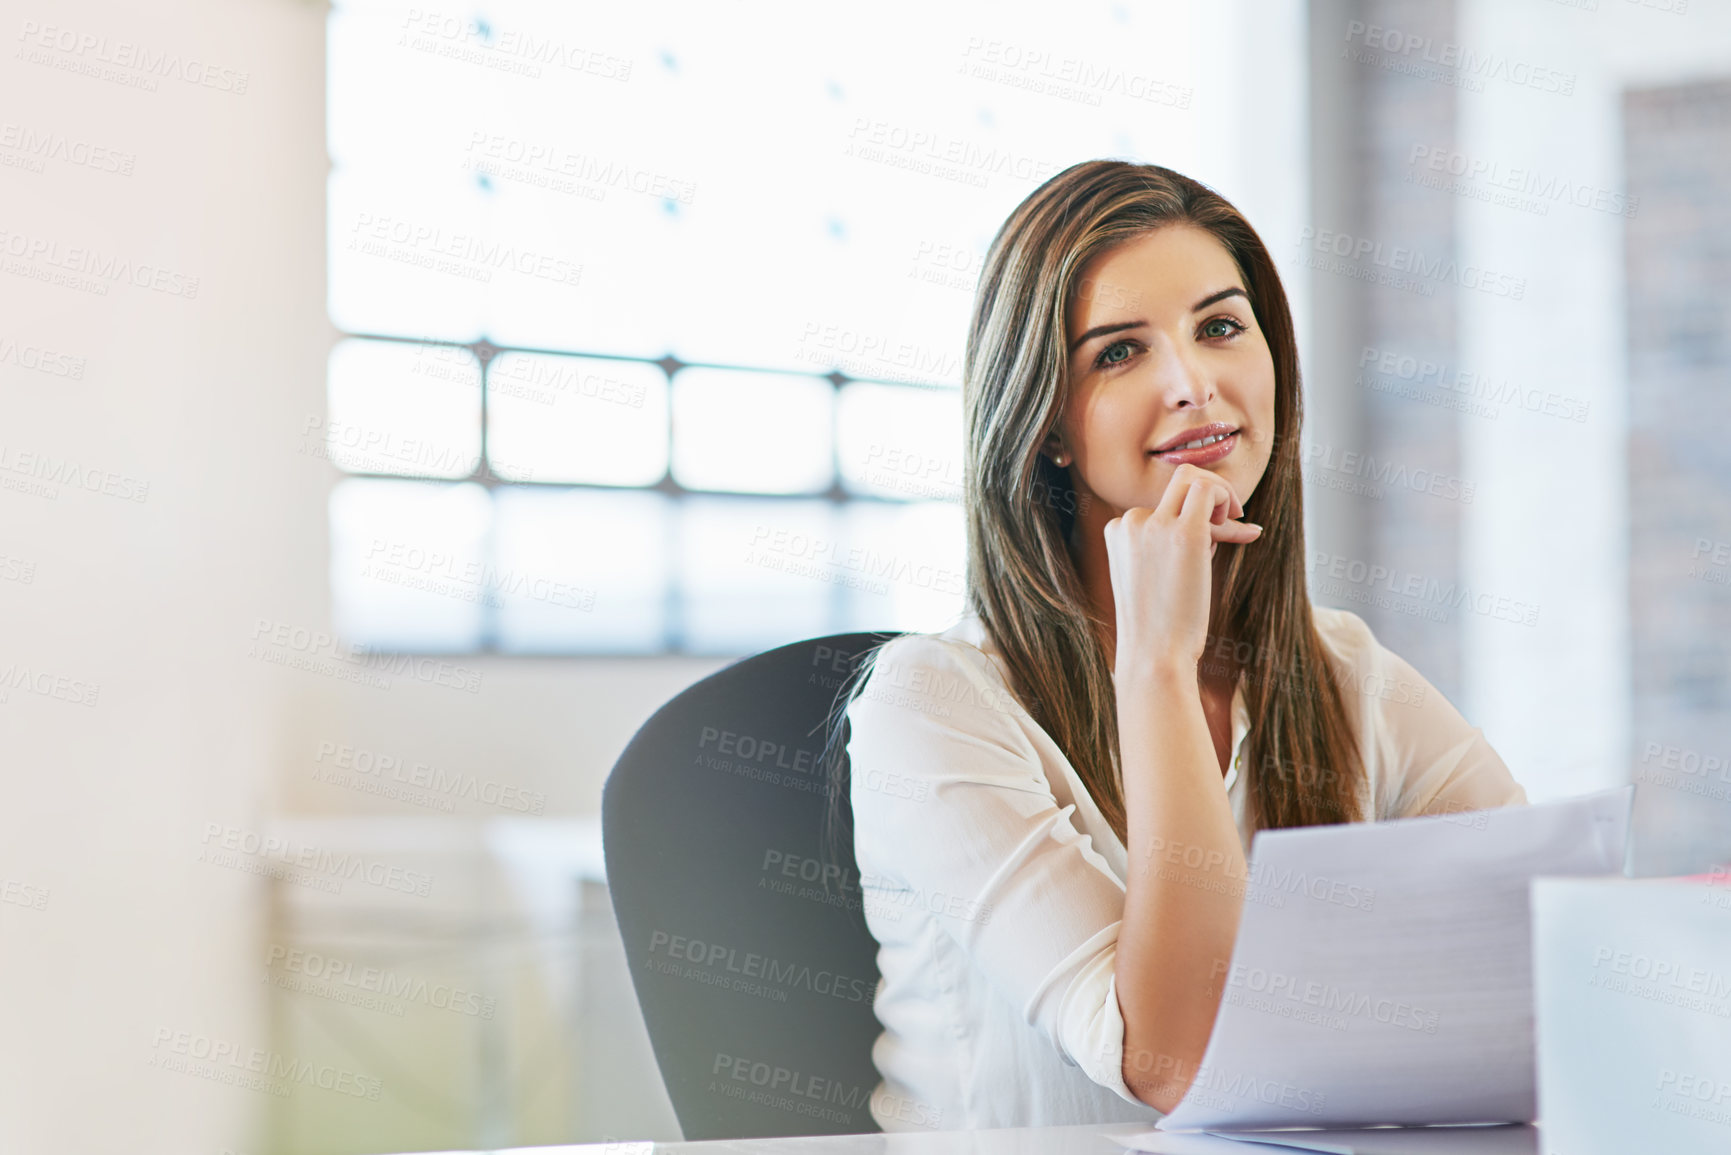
[823,159,1363,865]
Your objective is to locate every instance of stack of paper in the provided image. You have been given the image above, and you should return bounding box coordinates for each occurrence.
[1111,1122,1536,1154]
[1135,787,1633,1134]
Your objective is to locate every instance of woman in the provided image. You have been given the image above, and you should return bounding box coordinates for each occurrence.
[826,160,1526,1133]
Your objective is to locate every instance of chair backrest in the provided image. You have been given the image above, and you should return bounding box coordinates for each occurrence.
[602,631,903,1141]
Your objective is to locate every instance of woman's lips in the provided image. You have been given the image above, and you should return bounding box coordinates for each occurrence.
[1150,430,1239,466]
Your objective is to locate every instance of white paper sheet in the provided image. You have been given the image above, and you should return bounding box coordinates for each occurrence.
[1153,787,1632,1131]
[1531,875,1731,1154]
[1113,1123,1537,1155]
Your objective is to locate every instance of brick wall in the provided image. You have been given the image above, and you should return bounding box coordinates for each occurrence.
[1624,78,1731,874]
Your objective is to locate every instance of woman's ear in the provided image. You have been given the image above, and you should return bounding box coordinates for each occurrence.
[1040,431,1071,467]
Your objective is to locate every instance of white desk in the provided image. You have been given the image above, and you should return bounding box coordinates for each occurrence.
[410,1121,1540,1154]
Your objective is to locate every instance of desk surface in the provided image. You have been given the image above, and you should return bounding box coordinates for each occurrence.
[423,1121,1539,1155]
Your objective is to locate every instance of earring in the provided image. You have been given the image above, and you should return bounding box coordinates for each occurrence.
[1053,451,1071,466]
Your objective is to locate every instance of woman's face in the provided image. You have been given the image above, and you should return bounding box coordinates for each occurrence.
[1048,223,1277,522]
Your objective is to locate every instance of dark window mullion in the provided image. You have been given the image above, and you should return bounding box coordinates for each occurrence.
[477,348,500,651]
[332,331,951,655]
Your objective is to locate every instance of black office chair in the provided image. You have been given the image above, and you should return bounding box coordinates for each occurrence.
[602,630,904,1141]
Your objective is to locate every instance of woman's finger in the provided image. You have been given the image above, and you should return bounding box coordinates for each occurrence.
[1177,473,1233,532]
[1211,520,1264,544]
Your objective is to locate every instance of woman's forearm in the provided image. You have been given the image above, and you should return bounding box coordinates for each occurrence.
[1113,662,1248,1112]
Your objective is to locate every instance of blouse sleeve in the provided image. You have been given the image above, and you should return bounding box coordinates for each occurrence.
[1318,608,1529,821]
[845,632,1154,1110]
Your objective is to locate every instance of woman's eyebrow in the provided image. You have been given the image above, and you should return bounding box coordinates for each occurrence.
[1068,319,1145,354]
[1068,288,1251,354]
[1193,286,1248,311]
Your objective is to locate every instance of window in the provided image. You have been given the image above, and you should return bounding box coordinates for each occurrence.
[325,0,1206,654]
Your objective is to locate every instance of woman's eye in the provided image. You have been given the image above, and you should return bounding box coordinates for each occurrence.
[1201,316,1246,340]
[1095,340,1135,368]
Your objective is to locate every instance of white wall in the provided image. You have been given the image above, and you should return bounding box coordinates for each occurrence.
[0,1,723,1150]
[1458,0,1731,801]
[0,1,326,1149]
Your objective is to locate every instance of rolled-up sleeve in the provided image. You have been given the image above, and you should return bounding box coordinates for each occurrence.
[846,633,1151,1108]
[1325,609,1529,819]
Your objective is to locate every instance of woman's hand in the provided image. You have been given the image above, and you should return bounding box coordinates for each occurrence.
[1102,464,1262,680]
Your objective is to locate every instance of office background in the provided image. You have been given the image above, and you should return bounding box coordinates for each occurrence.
[1,0,1726,1151]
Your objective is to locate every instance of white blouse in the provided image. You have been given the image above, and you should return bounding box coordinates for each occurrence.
[844,604,1527,1134]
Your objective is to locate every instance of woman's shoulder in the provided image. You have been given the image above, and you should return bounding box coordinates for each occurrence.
[850,612,1039,734]
[1308,603,1382,668]
[863,612,1005,682]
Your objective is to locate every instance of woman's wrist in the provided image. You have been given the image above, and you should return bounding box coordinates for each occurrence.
[1114,653,1200,692]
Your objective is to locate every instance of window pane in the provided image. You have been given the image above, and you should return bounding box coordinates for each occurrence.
[330,479,492,650]
[671,368,834,494]
[326,169,494,342]
[481,179,677,357]
[679,497,836,654]
[493,487,670,653]
[837,382,965,501]
[326,339,482,478]
[838,501,968,633]
[487,354,668,485]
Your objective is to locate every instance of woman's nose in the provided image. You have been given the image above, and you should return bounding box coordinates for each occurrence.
[1148,340,1215,408]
